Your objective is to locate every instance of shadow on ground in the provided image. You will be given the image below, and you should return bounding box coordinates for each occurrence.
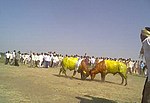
[76,95,118,103]
[53,74,121,85]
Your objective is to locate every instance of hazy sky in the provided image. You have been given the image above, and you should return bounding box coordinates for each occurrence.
[0,0,150,59]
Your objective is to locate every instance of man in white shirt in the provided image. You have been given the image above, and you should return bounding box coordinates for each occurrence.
[10,50,16,65]
[90,56,95,67]
[53,55,59,67]
[5,51,10,65]
[39,53,44,67]
[34,53,39,67]
[58,54,63,67]
[30,53,35,68]
[127,59,134,74]
[44,53,51,68]
[140,27,150,103]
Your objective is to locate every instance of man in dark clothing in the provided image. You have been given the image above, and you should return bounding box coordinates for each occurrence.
[15,51,20,66]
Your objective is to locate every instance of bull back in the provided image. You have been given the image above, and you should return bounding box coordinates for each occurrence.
[105,60,127,78]
[62,57,78,70]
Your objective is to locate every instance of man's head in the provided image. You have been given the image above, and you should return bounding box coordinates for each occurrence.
[145,27,150,32]
[140,27,150,42]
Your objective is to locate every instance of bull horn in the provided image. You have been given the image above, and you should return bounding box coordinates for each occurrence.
[83,71,86,74]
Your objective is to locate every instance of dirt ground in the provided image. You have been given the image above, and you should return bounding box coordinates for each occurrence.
[0,63,145,103]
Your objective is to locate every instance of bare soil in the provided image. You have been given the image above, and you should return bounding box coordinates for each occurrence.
[0,63,145,103]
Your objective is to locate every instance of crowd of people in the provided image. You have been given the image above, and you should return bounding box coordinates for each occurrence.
[5,50,20,66]
[4,51,62,68]
[3,50,147,76]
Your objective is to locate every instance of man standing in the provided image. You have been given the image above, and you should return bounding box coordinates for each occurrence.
[11,50,16,65]
[140,27,150,103]
[15,51,20,66]
[5,51,10,65]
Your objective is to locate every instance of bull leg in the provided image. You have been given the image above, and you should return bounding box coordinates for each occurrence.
[83,73,87,80]
[81,71,83,79]
[123,74,127,86]
[72,70,76,78]
[101,73,106,82]
[59,67,67,76]
[63,69,67,77]
[119,73,124,85]
[81,71,86,80]
[91,74,96,80]
[124,78,127,86]
[59,68,63,75]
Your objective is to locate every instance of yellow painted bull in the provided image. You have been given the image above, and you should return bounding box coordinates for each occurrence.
[90,60,127,86]
[59,57,89,79]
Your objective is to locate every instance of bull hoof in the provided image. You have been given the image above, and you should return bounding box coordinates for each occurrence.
[120,83,123,85]
[71,76,75,79]
[124,83,127,86]
[81,77,86,80]
[101,80,105,82]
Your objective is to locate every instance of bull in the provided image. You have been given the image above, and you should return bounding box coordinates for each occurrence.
[59,57,89,80]
[90,60,127,86]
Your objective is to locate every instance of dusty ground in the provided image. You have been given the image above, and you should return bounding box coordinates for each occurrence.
[0,63,145,103]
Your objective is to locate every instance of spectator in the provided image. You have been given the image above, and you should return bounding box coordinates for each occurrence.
[140,27,150,103]
[15,51,20,66]
[5,51,10,65]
